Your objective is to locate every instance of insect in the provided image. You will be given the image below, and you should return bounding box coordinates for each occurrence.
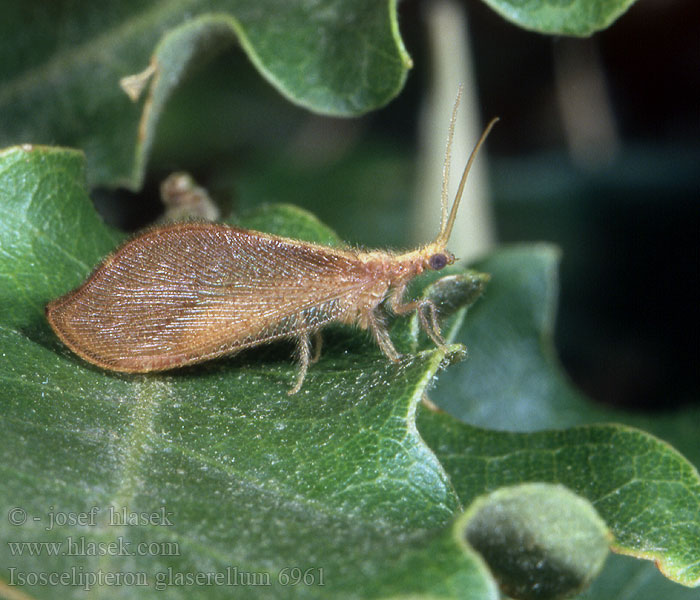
[46,95,497,394]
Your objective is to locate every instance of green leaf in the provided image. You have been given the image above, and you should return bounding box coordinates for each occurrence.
[0,146,122,332]
[434,245,607,430]
[480,0,639,36]
[0,147,497,599]
[434,245,700,472]
[3,148,698,597]
[460,483,610,600]
[422,245,700,591]
[0,1,411,189]
[583,553,700,600]
[419,413,700,589]
[233,203,343,247]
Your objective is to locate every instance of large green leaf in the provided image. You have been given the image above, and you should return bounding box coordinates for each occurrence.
[2,148,698,598]
[0,1,410,189]
[480,0,639,36]
[422,245,700,594]
[0,146,497,599]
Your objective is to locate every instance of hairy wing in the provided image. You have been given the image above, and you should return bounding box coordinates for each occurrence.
[47,223,378,371]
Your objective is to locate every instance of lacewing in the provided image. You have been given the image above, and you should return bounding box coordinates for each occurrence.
[46,98,497,393]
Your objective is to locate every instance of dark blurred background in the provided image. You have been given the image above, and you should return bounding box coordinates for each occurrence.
[464,0,700,411]
[99,0,699,413]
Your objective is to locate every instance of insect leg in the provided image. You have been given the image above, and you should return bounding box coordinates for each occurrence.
[389,285,445,348]
[421,392,445,413]
[311,330,323,364]
[289,332,312,395]
[368,310,400,362]
[419,300,446,347]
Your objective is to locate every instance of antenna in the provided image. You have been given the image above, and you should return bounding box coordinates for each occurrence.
[437,116,499,246]
[440,86,464,235]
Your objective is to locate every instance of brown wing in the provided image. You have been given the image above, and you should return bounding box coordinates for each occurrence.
[46,222,382,372]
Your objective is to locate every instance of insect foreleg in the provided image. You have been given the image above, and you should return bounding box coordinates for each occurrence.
[388,285,445,348]
[417,300,446,347]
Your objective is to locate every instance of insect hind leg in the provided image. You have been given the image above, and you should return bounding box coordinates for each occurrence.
[311,330,323,364]
[288,332,312,395]
[368,310,400,362]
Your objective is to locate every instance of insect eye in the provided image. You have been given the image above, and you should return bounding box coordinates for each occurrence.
[428,253,448,270]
